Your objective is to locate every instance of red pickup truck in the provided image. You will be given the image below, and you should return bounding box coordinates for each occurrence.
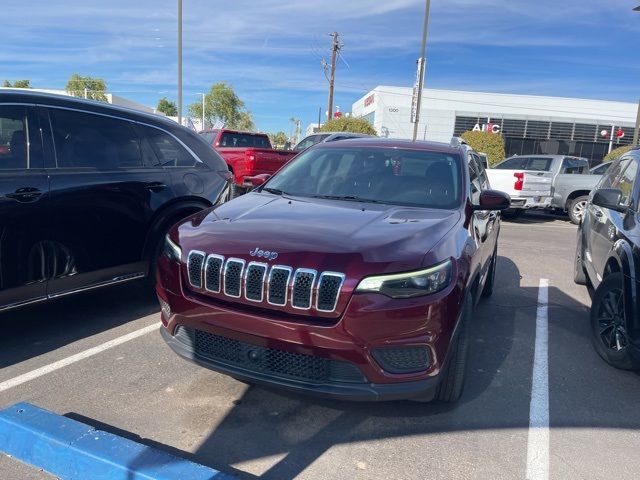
[199,129,297,197]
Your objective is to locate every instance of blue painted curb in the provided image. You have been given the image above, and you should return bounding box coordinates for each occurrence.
[0,402,235,480]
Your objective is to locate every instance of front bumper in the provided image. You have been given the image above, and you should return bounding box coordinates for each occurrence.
[156,254,464,402]
[161,326,440,402]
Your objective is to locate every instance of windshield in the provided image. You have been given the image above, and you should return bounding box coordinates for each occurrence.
[264,147,462,209]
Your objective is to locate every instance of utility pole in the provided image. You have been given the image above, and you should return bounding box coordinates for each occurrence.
[634,99,640,147]
[201,93,206,131]
[327,32,340,121]
[177,0,183,126]
[411,0,431,142]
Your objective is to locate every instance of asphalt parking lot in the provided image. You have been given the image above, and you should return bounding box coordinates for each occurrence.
[1,212,639,480]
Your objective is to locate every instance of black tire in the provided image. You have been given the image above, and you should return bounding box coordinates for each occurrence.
[501,209,525,220]
[481,246,497,298]
[230,183,247,199]
[434,295,472,403]
[568,195,589,225]
[590,272,639,370]
[573,233,588,285]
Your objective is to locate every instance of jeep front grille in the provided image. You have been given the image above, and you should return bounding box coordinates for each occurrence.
[186,252,345,313]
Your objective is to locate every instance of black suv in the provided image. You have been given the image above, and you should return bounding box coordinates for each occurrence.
[574,147,640,369]
[0,90,229,312]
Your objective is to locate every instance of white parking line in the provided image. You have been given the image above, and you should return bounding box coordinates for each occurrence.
[0,323,159,394]
[526,279,549,480]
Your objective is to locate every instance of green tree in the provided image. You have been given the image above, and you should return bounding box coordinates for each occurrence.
[188,83,254,131]
[269,131,288,148]
[460,130,506,167]
[65,74,108,102]
[604,145,634,162]
[3,79,31,88]
[319,116,377,135]
[156,97,178,117]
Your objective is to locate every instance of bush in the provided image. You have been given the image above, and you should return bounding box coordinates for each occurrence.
[460,131,506,167]
[320,117,377,135]
[604,145,634,162]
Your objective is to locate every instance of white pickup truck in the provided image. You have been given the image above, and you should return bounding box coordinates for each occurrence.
[486,156,555,214]
[487,155,603,223]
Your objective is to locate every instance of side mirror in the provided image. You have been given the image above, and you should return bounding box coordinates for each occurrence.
[247,174,271,187]
[592,188,625,213]
[473,190,511,211]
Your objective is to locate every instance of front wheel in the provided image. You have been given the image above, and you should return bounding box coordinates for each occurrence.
[590,272,639,370]
[568,195,589,225]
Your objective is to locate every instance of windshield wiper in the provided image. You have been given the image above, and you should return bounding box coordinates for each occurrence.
[312,195,383,204]
[262,187,287,196]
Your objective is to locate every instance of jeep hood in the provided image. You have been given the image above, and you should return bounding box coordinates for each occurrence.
[177,193,461,275]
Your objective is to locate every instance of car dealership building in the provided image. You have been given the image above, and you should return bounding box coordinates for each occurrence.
[352,87,638,164]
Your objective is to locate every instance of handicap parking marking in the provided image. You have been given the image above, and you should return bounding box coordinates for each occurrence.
[526,278,549,480]
[0,323,159,394]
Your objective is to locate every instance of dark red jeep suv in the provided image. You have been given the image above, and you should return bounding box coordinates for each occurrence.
[157,138,510,402]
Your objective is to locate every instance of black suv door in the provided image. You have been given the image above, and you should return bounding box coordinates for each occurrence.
[42,107,175,296]
[0,105,49,309]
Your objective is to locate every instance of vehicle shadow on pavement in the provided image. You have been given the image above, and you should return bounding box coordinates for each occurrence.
[63,256,639,480]
[0,282,159,369]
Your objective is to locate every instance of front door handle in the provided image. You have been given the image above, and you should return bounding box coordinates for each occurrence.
[145,182,167,192]
[5,187,43,202]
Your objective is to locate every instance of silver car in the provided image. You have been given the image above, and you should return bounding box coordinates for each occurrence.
[293,132,373,152]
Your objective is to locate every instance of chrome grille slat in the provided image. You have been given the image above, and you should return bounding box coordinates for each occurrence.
[316,272,346,312]
[224,259,245,298]
[268,266,292,306]
[291,269,317,310]
[245,262,268,302]
[188,252,344,313]
[205,254,224,293]
[187,251,205,288]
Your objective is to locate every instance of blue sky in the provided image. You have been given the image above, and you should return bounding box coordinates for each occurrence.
[2,0,639,133]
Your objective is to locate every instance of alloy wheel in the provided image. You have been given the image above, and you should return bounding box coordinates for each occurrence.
[597,288,628,351]
[573,200,588,221]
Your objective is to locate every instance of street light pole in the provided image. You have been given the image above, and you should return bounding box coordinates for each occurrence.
[177,0,183,126]
[412,0,431,142]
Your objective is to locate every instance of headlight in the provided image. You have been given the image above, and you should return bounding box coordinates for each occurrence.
[163,235,182,262]
[355,260,452,299]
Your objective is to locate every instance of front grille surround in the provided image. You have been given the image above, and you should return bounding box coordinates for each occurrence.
[244,262,268,302]
[205,254,225,293]
[189,250,345,314]
[223,259,246,298]
[291,269,317,310]
[316,272,346,312]
[187,251,206,289]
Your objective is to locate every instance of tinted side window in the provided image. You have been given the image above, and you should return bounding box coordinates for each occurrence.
[561,157,588,174]
[0,106,30,170]
[138,124,196,167]
[472,154,489,187]
[598,159,626,189]
[468,157,482,203]
[495,157,527,170]
[611,158,638,208]
[525,157,553,172]
[50,109,142,169]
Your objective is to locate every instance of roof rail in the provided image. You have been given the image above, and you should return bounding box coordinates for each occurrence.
[450,137,468,148]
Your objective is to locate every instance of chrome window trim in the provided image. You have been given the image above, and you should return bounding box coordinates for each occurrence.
[244,262,268,303]
[187,250,206,289]
[204,254,225,294]
[223,258,246,298]
[315,272,346,313]
[291,268,317,311]
[267,265,293,306]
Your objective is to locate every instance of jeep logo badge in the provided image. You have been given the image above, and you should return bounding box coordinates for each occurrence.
[250,247,278,261]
